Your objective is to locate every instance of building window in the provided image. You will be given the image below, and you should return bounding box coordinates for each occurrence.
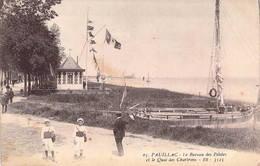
[62,72,66,84]
[74,72,78,84]
[67,73,73,84]
[79,72,82,84]
[58,72,61,84]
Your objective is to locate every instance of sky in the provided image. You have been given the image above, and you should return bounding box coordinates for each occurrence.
[48,0,259,78]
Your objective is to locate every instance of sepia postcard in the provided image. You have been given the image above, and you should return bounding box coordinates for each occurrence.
[1,0,260,165]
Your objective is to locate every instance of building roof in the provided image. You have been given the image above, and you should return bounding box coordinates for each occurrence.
[58,56,85,72]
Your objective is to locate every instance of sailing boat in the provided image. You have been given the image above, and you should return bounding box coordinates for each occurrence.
[131,0,255,126]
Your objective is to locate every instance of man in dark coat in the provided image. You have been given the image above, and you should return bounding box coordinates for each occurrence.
[113,113,127,156]
[9,88,14,103]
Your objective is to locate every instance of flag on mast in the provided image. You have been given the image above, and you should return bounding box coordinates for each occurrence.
[114,40,121,50]
[105,29,121,50]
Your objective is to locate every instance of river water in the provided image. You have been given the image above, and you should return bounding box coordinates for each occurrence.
[89,77,259,103]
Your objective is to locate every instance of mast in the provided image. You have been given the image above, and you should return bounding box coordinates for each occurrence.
[258,0,260,106]
[214,0,224,106]
[146,72,151,83]
[85,9,89,90]
[102,54,105,89]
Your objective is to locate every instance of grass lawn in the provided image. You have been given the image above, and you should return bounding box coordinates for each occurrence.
[9,82,260,153]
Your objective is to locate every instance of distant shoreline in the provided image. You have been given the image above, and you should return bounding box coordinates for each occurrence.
[87,81,255,106]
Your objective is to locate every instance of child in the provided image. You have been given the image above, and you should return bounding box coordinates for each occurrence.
[41,119,56,159]
[73,118,87,158]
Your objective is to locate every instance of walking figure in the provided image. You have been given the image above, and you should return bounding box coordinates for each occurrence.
[9,88,14,103]
[1,92,8,113]
[113,113,127,156]
[73,118,87,158]
[83,81,86,89]
[41,119,56,160]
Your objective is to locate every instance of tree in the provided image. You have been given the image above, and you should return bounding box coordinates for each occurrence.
[0,0,63,94]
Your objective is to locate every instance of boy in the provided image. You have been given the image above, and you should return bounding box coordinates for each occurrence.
[41,119,56,159]
[73,118,87,158]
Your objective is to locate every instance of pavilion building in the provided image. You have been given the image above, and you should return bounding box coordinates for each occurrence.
[57,56,85,90]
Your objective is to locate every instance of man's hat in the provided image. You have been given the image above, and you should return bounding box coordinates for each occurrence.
[77,118,84,123]
[44,119,50,124]
[116,112,122,117]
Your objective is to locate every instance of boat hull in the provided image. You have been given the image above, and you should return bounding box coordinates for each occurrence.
[132,108,254,127]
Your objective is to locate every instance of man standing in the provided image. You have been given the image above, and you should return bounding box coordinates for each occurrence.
[113,113,127,156]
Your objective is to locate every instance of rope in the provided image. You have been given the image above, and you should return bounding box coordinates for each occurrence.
[220,1,258,61]
[220,1,258,55]
[78,25,106,61]
[78,40,87,61]
[88,25,106,42]
[207,23,217,94]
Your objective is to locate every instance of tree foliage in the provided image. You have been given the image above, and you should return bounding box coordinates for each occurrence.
[0,0,63,75]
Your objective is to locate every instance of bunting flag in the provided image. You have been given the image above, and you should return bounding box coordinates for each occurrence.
[93,53,100,72]
[93,54,98,66]
[105,29,112,44]
[90,40,96,44]
[96,70,100,82]
[89,32,94,38]
[90,48,97,53]
[114,40,121,50]
[87,26,94,31]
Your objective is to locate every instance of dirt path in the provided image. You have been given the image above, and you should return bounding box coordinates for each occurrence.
[1,84,260,166]
[1,112,260,166]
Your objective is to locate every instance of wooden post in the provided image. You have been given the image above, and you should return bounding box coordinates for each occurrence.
[28,74,31,94]
[24,73,27,96]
